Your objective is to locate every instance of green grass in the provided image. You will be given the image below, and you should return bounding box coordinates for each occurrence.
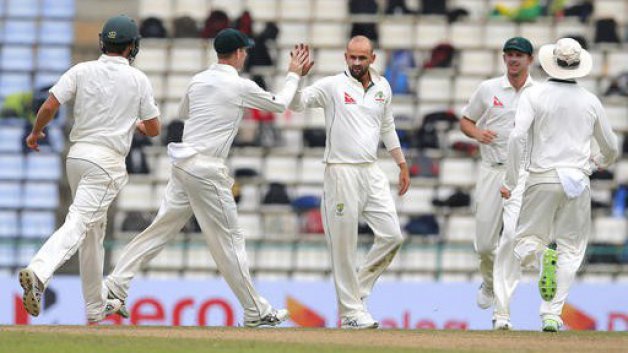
[1,327,627,353]
[0,331,429,353]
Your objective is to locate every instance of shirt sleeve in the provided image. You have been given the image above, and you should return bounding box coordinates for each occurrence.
[240,73,300,113]
[138,73,160,121]
[591,98,619,169]
[49,64,81,104]
[461,83,486,121]
[504,89,535,190]
[288,77,330,112]
[177,90,189,121]
[380,83,401,151]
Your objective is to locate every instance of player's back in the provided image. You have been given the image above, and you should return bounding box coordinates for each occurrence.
[525,80,604,172]
[64,55,153,156]
[181,64,248,159]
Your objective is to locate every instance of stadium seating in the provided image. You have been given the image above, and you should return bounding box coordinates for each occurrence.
[2,0,626,281]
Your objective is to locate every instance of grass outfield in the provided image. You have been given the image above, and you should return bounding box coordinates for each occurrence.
[1,326,627,353]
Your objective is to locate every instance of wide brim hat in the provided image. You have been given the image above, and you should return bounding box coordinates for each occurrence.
[539,38,592,80]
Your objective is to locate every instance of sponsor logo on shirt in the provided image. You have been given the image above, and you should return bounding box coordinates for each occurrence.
[344,92,356,104]
[336,203,345,216]
[492,96,504,108]
[374,91,385,103]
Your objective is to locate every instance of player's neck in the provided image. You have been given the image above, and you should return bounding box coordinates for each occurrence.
[507,71,528,91]
[358,71,371,89]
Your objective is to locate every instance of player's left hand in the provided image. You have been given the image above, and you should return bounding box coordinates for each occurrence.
[500,186,511,199]
[398,163,410,196]
[25,131,46,152]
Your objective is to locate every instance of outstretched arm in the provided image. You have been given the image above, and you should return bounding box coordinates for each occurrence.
[241,44,310,113]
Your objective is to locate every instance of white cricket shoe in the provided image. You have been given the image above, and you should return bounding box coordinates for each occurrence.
[341,313,379,330]
[88,299,123,323]
[245,308,289,327]
[493,318,513,330]
[476,284,494,309]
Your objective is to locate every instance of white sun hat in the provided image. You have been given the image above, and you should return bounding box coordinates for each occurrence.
[539,38,592,80]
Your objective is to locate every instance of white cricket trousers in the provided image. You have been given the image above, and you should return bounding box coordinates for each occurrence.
[28,157,127,321]
[492,167,527,321]
[106,160,272,322]
[513,174,590,326]
[322,163,404,320]
[474,163,520,294]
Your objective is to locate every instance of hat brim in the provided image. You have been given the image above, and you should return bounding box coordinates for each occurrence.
[539,44,592,80]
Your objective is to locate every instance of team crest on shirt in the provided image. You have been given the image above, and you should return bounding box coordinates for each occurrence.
[374,91,385,103]
[344,92,356,104]
[492,96,504,107]
[336,203,345,216]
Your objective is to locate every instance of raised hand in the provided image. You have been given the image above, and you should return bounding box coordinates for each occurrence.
[288,43,311,76]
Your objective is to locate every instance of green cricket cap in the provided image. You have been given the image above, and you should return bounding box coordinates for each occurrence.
[503,37,533,55]
[214,28,254,54]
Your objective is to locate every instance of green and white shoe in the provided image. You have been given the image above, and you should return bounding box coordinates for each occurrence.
[108,291,130,319]
[542,319,560,332]
[539,248,557,301]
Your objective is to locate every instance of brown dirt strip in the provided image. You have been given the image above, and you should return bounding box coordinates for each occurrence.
[2,326,627,353]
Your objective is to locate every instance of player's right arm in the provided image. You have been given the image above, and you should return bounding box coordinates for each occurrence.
[460,83,496,144]
[26,93,60,152]
[27,64,82,151]
[460,117,497,144]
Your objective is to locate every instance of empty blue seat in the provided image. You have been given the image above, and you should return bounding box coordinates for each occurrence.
[0,244,15,267]
[0,72,32,98]
[25,153,61,181]
[3,20,37,44]
[0,154,25,180]
[21,210,56,238]
[0,181,22,208]
[38,21,74,45]
[0,126,24,153]
[22,182,58,209]
[42,0,75,19]
[6,0,40,18]
[36,46,72,71]
[0,45,34,71]
[0,210,19,238]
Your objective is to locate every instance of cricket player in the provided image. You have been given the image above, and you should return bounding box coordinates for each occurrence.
[501,38,618,332]
[104,29,311,327]
[289,36,409,329]
[19,15,161,323]
[459,37,535,330]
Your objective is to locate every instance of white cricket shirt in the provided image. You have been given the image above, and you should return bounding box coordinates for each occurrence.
[51,54,159,162]
[462,75,534,165]
[289,68,400,164]
[168,64,300,162]
[504,79,619,190]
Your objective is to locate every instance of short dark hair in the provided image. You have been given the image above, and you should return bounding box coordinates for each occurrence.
[102,41,130,55]
[217,50,237,60]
